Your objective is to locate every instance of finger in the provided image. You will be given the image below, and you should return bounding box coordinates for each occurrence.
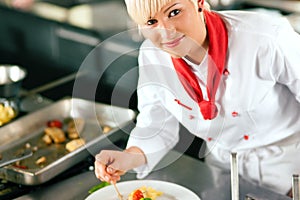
[117,170,126,176]
[94,160,112,182]
[107,166,127,177]
[109,174,121,184]
[106,167,123,182]
[107,166,116,174]
[94,161,103,180]
[106,166,122,184]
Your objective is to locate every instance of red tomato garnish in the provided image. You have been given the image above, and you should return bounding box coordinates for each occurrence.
[132,189,144,200]
[47,120,63,128]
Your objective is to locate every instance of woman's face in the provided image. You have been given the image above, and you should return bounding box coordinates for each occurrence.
[140,0,207,58]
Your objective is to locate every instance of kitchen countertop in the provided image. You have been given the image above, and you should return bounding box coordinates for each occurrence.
[16,150,291,200]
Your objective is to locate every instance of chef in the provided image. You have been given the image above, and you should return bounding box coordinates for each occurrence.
[94,0,300,196]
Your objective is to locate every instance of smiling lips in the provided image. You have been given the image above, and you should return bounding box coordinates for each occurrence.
[162,35,185,48]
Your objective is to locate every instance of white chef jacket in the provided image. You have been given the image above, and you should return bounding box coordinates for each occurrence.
[126,10,300,194]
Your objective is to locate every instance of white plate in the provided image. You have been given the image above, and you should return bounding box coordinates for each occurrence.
[86,180,201,200]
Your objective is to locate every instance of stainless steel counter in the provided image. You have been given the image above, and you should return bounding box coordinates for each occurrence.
[16,150,291,200]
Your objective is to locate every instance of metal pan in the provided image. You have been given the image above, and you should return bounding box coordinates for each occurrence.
[0,64,27,98]
[0,97,136,185]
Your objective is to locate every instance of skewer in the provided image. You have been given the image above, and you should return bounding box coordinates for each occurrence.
[230,152,239,200]
[113,182,124,200]
[293,174,300,200]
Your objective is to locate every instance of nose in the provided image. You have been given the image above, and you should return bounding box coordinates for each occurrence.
[157,21,176,39]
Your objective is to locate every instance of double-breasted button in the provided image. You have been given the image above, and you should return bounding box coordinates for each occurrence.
[223,69,230,76]
[232,111,239,117]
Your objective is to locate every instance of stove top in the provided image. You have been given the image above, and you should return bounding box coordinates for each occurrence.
[0,180,30,200]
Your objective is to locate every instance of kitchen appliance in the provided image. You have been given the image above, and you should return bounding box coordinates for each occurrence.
[0,65,27,98]
[0,65,27,126]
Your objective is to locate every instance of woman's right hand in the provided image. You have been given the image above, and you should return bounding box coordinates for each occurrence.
[94,147,146,184]
[94,152,124,184]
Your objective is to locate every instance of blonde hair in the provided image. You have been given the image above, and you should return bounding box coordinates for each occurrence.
[124,0,198,25]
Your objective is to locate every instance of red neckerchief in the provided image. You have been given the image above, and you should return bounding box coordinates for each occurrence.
[172,10,228,120]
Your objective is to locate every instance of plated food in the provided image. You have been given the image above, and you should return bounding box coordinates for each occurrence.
[128,186,163,200]
[86,180,201,200]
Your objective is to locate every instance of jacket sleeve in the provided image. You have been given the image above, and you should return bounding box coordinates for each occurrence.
[126,41,180,178]
[271,18,300,102]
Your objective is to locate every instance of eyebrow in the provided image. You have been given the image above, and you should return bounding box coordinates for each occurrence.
[163,3,179,14]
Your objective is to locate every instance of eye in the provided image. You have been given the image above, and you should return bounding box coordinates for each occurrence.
[147,19,158,26]
[169,9,180,18]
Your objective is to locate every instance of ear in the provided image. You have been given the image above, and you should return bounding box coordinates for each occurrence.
[197,0,205,11]
[198,0,204,7]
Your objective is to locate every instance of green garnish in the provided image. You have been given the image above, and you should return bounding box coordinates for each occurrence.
[140,198,152,200]
[88,182,111,194]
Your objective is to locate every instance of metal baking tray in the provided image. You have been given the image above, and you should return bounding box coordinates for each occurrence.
[0,97,136,185]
